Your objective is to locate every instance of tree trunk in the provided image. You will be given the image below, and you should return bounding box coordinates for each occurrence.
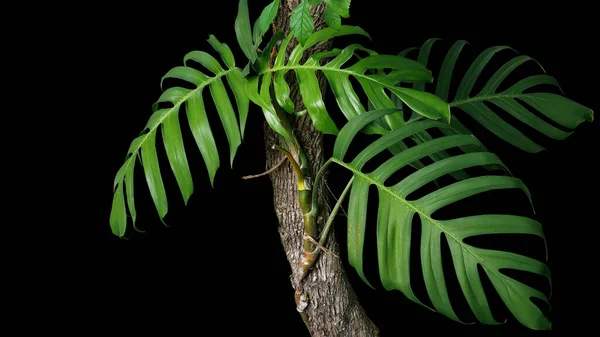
[263,1,378,336]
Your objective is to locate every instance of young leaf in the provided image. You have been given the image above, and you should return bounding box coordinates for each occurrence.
[255,0,280,42]
[290,1,314,46]
[324,6,341,29]
[327,0,351,18]
[235,0,257,62]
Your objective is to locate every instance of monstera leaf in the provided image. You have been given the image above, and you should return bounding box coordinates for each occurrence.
[252,26,451,135]
[401,39,594,153]
[330,109,551,329]
[109,35,261,237]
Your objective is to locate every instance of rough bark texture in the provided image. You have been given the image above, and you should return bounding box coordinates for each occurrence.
[264,1,378,336]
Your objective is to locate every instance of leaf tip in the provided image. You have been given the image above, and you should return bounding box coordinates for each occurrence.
[527,56,547,74]
[443,106,452,125]
[354,26,372,40]
[183,191,193,206]
[586,108,594,122]
[503,45,519,55]
[133,221,145,233]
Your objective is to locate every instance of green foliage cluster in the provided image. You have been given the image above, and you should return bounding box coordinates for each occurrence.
[109,0,593,330]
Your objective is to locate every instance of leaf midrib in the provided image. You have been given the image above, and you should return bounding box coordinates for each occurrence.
[262,65,421,95]
[264,66,542,115]
[331,157,524,301]
[450,93,539,107]
[118,68,237,180]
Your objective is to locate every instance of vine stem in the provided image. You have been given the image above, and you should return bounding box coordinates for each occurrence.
[273,145,306,190]
[301,176,354,281]
[273,144,317,273]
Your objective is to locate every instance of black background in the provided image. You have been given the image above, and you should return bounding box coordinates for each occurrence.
[62,1,598,336]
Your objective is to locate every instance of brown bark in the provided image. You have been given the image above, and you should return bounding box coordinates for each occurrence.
[264,1,378,336]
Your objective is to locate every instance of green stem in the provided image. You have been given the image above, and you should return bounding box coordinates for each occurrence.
[274,145,306,190]
[274,145,317,274]
[312,176,354,255]
[310,158,334,217]
[300,177,354,282]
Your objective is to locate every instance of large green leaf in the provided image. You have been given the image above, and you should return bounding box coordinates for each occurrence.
[404,39,473,181]
[403,39,594,153]
[260,27,449,135]
[331,109,551,330]
[109,37,249,237]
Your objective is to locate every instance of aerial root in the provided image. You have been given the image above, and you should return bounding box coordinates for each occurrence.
[241,155,286,180]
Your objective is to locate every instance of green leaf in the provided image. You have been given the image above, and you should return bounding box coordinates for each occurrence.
[152,87,190,113]
[406,39,594,153]
[327,0,351,18]
[296,66,339,134]
[261,30,285,61]
[235,0,257,62]
[226,70,250,138]
[390,87,451,123]
[252,17,262,48]
[186,91,220,187]
[245,76,293,142]
[273,34,295,113]
[109,183,127,237]
[161,106,194,204]
[209,79,242,167]
[124,154,137,227]
[254,0,280,44]
[324,6,341,29]
[398,47,418,58]
[255,30,285,73]
[208,35,235,68]
[290,1,314,46]
[302,25,370,57]
[454,46,513,101]
[519,93,594,126]
[309,0,323,5]
[348,55,430,75]
[460,101,544,153]
[330,109,551,329]
[435,40,468,102]
[184,51,224,74]
[113,160,128,191]
[110,45,247,235]
[141,129,168,219]
[413,38,440,92]
[161,67,208,90]
[260,30,449,135]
